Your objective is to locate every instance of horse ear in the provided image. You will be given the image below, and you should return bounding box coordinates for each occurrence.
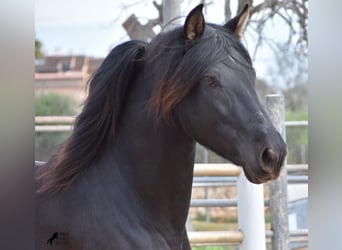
[223,4,249,39]
[184,4,205,41]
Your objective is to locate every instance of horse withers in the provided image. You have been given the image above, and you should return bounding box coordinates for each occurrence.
[36,4,286,250]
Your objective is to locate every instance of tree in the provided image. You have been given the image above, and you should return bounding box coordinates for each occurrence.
[121,0,308,57]
[35,39,44,59]
[122,1,163,41]
[227,0,308,111]
[227,0,308,57]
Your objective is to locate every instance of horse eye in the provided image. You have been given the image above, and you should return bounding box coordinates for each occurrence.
[205,76,221,88]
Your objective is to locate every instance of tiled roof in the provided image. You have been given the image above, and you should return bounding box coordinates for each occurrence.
[35,55,103,74]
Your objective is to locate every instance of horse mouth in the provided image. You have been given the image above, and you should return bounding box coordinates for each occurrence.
[241,164,279,184]
[237,147,286,184]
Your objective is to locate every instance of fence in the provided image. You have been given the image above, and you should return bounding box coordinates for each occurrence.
[35,94,308,250]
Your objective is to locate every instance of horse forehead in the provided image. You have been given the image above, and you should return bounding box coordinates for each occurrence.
[202,25,217,36]
[209,62,246,79]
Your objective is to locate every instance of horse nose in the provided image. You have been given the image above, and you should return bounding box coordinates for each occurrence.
[260,148,280,175]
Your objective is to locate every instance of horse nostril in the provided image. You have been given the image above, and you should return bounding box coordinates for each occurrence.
[261,148,278,170]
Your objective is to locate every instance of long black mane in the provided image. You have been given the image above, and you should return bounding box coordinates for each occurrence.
[37,24,252,194]
[37,40,146,193]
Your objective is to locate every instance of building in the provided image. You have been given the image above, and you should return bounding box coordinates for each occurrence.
[35,55,104,102]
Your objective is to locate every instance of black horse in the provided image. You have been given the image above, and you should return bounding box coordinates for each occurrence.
[36,4,286,249]
[46,232,58,245]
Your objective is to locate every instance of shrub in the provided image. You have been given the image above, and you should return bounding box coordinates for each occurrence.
[35,93,78,161]
[35,92,78,116]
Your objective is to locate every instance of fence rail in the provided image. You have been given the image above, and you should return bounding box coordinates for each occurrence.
[187,229,309,246]
[188,230,244,246]
[193,163,240,176]
[35,125,72,132]
[35,116,75,124]
[285,121,308,127]
[193,174,307,185]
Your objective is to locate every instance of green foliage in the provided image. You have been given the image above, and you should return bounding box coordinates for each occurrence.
[35,93,78,161]
[192,220,237,231]
[285,109,308,164]
[35,39,44,59]
[286,127,308,164]
[285,109,308,121]
[264,211,271,224]
[195,211,207,221]
[194,211,237,225]
[35,92,78,116]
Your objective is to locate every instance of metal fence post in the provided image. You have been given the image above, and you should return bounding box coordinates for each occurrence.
[237,170,266,250]
[162,0,180,31]
[265,94,289,250]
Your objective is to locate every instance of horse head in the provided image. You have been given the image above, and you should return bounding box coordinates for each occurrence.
[150,4,287,184]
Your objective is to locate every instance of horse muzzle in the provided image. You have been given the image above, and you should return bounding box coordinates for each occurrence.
[242,146,287,184]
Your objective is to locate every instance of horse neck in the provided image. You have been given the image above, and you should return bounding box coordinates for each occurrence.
[104,82,196,230]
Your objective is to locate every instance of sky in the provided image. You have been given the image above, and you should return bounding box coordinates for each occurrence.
[35,0,140,56]
[35,0,232,57]
[35,0,288,86]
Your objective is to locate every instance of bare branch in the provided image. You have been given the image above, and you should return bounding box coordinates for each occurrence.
[225,0,232,20]
[152,1,163,23]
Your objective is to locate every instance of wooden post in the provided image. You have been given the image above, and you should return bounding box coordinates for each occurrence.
[237,171,266,250]
[162,0,180,31]
[265,94,289,250]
